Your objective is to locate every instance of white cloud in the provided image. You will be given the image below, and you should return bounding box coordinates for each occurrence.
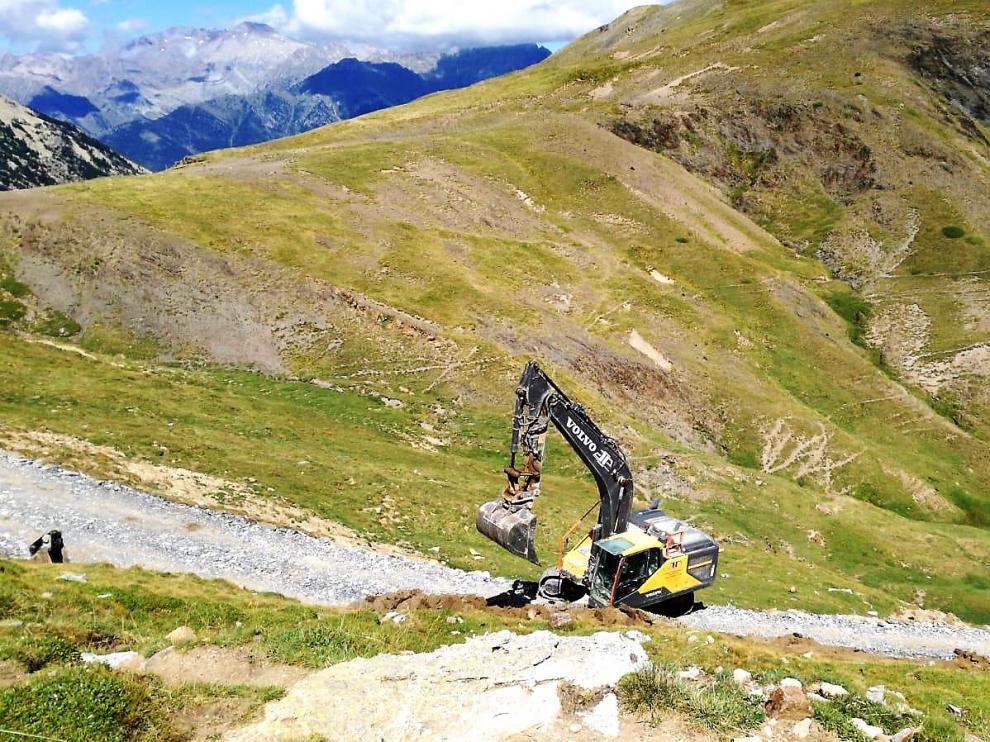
[35,7,86,32]
[115,18,147,33]
[0,0,89,50]
[268,0,642,46]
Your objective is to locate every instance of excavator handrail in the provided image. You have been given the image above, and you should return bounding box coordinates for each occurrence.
[556,500,599,569]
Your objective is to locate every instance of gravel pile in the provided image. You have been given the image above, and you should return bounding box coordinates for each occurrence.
[0,451,510,605]
[680,604,990,661]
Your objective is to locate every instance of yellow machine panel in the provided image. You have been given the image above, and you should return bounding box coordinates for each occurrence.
[638,553,704,595]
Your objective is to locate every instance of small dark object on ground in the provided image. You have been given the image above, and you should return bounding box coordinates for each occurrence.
[28,530,66,563]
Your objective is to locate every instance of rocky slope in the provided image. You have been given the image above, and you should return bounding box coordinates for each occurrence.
[0,0,987,628]
[0,96,142,190]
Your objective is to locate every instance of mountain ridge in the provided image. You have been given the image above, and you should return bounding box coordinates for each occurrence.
[0,95,143,190]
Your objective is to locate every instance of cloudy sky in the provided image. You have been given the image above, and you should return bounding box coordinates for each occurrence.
[0,0,649,53]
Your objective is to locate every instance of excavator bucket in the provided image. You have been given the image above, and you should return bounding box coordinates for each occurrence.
[476,499,539,564]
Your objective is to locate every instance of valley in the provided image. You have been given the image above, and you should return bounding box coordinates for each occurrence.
[0,0,988,739]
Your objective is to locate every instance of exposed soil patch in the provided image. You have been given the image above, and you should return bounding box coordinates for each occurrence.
[0,658,26,687]
[363,590,664,628]
[141,645,308,688]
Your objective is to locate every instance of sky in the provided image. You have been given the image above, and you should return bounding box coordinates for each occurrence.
[0,0,650,54]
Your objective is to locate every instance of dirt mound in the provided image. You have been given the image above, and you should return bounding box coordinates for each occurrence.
[362,590,664,627]
[890,608,968,627]
[141,645,308,688]
[953,648,990,671]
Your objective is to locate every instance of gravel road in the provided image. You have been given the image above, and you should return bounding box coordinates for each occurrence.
[1,450,988,661]
[0,451,510,605]
[681,604,990,661]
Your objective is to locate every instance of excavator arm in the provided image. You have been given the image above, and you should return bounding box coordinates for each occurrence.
[477,360,634,563]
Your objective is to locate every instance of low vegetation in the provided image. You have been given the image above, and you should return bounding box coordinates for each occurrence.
[619,663,764,735]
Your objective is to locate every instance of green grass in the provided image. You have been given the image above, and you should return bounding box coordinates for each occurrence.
[619,663,765,735]
[630,625,990,742]
[0,666,173,742]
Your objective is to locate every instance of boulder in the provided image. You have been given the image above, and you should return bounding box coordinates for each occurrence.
[891,728,917,742]
[167,626,197,645]
[81,651,145,671]
[850,718,885,740]
[867,684,886,703]
[733,668,753,686]
[677,666,702,681]
[780,677,802,689]
[818,681,848,698]
[792,718,813,739]
[765,685,810,719]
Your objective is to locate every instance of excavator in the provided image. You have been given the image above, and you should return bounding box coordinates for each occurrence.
[477,361,719,613]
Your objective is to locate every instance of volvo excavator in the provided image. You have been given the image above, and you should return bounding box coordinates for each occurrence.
[477,361,719,613]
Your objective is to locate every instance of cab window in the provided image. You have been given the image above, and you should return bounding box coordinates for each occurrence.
[616,549,661,597]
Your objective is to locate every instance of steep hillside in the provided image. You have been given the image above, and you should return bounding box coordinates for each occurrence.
[0,96,142,191]
[0,0,988,623]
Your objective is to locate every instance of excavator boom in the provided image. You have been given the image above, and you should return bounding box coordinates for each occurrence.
[476,360,633,564]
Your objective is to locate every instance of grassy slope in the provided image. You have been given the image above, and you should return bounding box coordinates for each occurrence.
[0,558,986,741]
[0,0,987,622]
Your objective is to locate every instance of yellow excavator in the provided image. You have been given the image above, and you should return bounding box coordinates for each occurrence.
[477,361,719,614]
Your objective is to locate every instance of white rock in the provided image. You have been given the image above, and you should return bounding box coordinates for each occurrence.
[625,630,650,643]
[580,692,620,737]
[792,718,813,739]
[780,677,802,689]
[761,723,775,738]
[733,668,753,686]
[382,611,408,625]
[867,610,879,617]
[851,717,885,739]
[891,728,917,742]
[58,572,87,583]
[867,685,886,703]
[167,626,196,645]
[819,682,848,698]
[81,651,144,670]
[678,666,702,680]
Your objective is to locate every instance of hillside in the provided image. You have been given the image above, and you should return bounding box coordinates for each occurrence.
[0,96,142,191]
[0,0,988,630]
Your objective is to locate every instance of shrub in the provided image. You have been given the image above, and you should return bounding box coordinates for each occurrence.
[34,309,81,338]
[0,299,26,326]
[941,225,965,239]
[825,290,873,346]
[10,634,81,672]
[0,275,30,298]
[814,692,925,741]
[0,666,169,742]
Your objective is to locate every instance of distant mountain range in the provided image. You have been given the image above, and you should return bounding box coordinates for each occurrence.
[0,95,143,190]
[0,24,549,171]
